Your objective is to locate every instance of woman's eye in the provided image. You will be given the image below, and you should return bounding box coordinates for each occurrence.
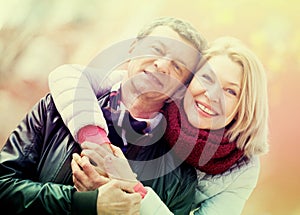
[226,88,237,96]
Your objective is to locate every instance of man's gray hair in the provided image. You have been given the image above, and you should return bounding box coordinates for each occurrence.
[136,17,207,53]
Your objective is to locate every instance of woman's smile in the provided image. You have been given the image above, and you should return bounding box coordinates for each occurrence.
[195,100,218,117]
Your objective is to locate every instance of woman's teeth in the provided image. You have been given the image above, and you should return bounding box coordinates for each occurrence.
[196,103,217,116]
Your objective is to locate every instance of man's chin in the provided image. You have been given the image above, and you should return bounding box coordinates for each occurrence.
[137,91,168,100]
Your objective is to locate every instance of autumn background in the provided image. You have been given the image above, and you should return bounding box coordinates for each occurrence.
[0,1,299,214]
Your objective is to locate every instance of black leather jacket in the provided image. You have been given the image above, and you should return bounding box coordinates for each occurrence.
[0,93,196,215]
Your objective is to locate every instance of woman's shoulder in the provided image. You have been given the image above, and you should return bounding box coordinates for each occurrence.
[195,156,260,200]
[197,156,260,185]
[228,155,260,175]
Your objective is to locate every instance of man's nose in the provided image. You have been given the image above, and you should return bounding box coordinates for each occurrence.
[154,58,172,74]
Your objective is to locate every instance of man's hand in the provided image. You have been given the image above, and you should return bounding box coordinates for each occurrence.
[97,179,141,215]
[72,153,109,191]
[72,142,130,191]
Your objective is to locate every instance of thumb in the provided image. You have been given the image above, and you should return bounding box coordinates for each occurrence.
[112,179,136,193]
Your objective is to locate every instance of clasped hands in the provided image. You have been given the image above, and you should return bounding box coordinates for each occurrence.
[71,142,141,215]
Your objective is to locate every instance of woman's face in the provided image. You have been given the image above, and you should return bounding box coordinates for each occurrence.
[184,54,243,129]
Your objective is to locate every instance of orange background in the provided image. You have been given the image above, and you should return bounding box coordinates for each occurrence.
[0,1,299,214]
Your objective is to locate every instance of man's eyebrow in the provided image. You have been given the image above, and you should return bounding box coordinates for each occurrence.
[153,39,197,68]
[156,40,185,63]
[152,39,165,47]
[197,65,216,76]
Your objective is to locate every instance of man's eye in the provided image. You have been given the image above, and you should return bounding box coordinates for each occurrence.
[172,62,182,73]
[202,74,214,83]
[152,46,163,55]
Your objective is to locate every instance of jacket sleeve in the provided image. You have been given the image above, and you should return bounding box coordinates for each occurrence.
[192,157,260,215]
[140,187,173,215]
[48,64,126,141]
[0,95,97,215]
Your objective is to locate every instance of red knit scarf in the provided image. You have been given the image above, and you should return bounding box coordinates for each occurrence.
[163,101,244,175]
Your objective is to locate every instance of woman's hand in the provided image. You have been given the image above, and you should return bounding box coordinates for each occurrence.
[103,153,137,183]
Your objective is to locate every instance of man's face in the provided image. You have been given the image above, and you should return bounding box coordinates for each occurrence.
[123,26,200,103]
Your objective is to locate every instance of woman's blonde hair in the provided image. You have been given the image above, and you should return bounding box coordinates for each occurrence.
[203,37,269,157]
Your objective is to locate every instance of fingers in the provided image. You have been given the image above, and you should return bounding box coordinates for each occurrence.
[111,179,137,194]
[122,192,142,215]
[80,142,113,176]
[72,153,109,191]
[72,153,82,164]
[76,155,104,178]
[103,142,115,154]
[80,148,103,165]
[123,192,142,215]
[110,144,126,159]
[71,157,89,191]
[103,155,119,179]
[96,179,142,215]
[84,153,107,177]
[104,154,137,182]
[113,180,142,214]
[81,141,113,157]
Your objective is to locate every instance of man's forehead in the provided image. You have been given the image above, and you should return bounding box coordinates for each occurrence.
[147,26,188,44]
[136,36,200,66]
[88,35,201,72]
[139,36,197,52]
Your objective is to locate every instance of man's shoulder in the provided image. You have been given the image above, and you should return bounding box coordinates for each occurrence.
[96,91,111,107]
[170,160,197,182]
[158,150,197,185]
[34,93,71,133]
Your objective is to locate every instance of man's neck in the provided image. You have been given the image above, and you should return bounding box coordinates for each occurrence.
[129,103,162,119]
[121,94,164,119]
[117,79,166,119]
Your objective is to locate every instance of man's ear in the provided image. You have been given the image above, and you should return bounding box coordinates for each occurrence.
[128,39,138,54]
[116,61,129,70]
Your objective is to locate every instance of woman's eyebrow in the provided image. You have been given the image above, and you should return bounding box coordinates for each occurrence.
[226,81,241,89]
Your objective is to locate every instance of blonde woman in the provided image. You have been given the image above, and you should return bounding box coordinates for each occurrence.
[164,36,269,214]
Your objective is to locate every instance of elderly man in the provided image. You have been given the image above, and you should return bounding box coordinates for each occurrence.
[0,17,206,215]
